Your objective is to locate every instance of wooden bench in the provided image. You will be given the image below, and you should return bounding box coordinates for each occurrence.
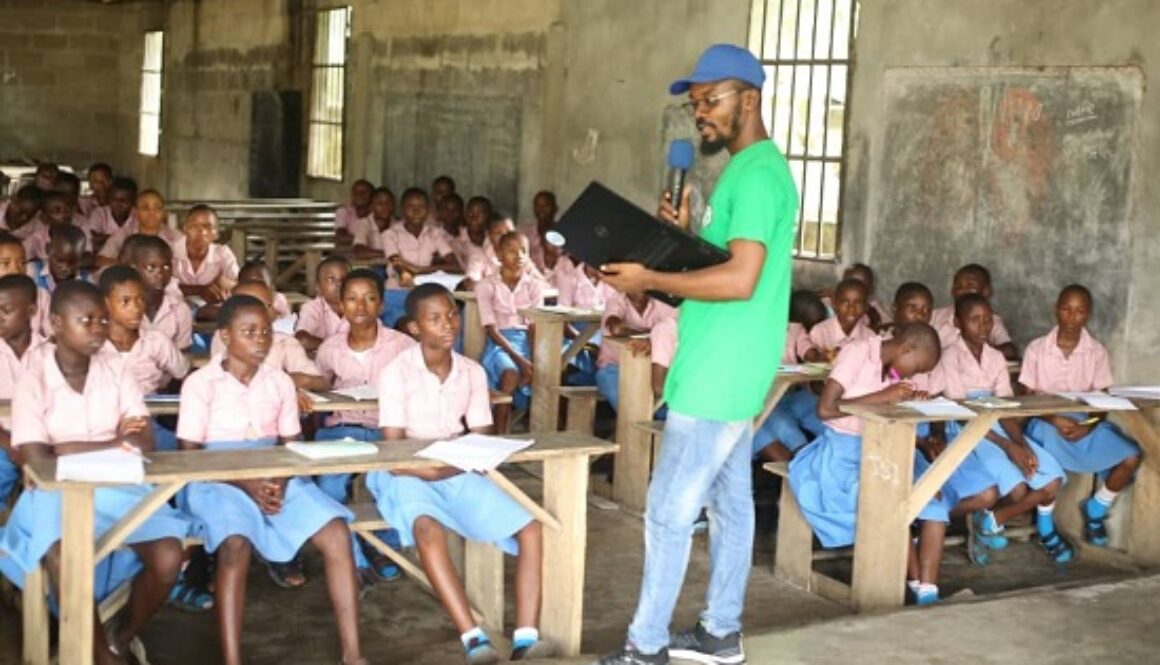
[520,307,603,434]
[555,386,603,435]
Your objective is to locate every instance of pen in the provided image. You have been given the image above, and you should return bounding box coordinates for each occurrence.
[888,367,901,383]
[1078,416,1101,427]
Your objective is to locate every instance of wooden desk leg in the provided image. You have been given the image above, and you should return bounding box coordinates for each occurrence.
[851,421,915,613]
[305,250,321,297]
[530,321,564,433]
[23,565,50,665]
[611,350,653,514]
[464,539,504,636]
[263,237,279,276]
[1117,409,1160,564]
[228,228,247,265]
[773,481,814,590]
[463,302,484,361]
[59,485,96,665]
[540,455,588,656]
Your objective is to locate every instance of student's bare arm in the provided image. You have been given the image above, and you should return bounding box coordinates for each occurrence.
[290,372,330,392]
[818,379,915,421]
[602,239,767,302]
[295,330,324,353]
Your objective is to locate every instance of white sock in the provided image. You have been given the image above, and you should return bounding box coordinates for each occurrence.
[1095,486,1118,507]
[460,626,486,649]
[917,583,938,595]
[907,579,920,593]
[1037,502,1055,515]
[513,627,539,646]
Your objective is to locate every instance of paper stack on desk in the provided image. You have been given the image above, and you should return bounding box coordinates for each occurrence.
[415,434,533,472]
[1058,392,1137,411]
[414,271,466,291]
[900,397,977,418]
[57,448,146,484]
[287,441,379,460]
[331,384,379,401]
[1109,386,1160,400]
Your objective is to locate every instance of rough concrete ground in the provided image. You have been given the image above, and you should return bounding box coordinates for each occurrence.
[0,466,1149,664]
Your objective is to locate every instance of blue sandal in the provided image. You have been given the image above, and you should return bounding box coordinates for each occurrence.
[1083,504,1111,547]
[1039,531,1075,564]
[168,579,214,612]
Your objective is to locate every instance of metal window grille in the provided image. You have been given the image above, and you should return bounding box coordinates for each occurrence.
[749,0,858,260]
[138,31,164,157]
[307,7,351,180]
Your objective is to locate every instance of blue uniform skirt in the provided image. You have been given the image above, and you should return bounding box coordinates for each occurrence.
[945,421,1066,496]
[788,427,949,548]
[482,329,532,408]
[0,485,189,599]
[179,439,353,562]
[752,389,822,457]
[1026,417,1140,475]
[366,471,532,555]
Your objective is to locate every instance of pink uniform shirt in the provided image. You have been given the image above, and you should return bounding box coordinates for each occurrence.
[0,334,46,431]
[475,270,544,331]
[931,305,1013,349]
[211,330,321,377]
[649,317,679,368]
[382,224,455,289]
[935,336,1011,399]
[461,241,491,282]
[316,325,416,428]
[12,345,148,446]
[142,288,194,350]
[84,206,136,237]
[98,221,182,261]
[172,237,240,286]
[350,215,387,250]
[782,322,817,364]
[809,316,875,352]
[518,223,547,273]
[597,292,678,367]
[553,259,609,309]
[825,336,893,435]
[1018,327,1114,393]
[377,345,493,439]
[295,296,346,341]
[335,204,361,233]
[106,330,190,395]
[177,361,301,442]
[22,216,93,261]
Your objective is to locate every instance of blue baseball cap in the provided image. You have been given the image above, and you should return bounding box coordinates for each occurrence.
[670,44,765,95]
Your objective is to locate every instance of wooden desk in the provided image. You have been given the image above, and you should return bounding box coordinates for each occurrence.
[0,397,184,418]
[453,291,485,361]
[781,394,1160,612]
[23,432,616,664]
[520,307,603,434]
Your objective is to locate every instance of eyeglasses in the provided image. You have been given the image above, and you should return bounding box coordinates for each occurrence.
[681,88,742,115]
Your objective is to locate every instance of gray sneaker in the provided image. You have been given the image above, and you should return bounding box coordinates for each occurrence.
[668,623,745,664]
[594,644,670,664]
[465,636,501,664]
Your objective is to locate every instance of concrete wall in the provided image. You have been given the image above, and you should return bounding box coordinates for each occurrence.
[841,0,1159,381]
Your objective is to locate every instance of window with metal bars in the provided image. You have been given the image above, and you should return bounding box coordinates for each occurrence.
[307,7,351,181]
[138,31,164,157]
[748,0,858,260]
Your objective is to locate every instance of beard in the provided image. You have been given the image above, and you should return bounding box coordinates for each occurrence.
[698,105,742,155]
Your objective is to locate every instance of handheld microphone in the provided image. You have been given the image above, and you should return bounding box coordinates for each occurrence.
[666,139,695,216]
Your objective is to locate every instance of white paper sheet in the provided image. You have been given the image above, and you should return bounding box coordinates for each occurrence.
[331,384,378,401]
[1058,392,1137,411]
[273,314,298,335]
[1109,386,1160,399]
[414,271,466,291]
[962,396,1020,409]
[286,441,379,460]
[302,391,331,403]
[900,397,977,418]
[538,305,601,317]
[145,393,182,402]
[414,434,533,472]
[57,448,146,484]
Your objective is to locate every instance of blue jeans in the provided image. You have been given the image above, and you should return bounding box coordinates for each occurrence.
[627,410,754,653]
[152,419,179,451]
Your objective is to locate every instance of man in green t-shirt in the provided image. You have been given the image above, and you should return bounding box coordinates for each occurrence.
[597,44,797,665]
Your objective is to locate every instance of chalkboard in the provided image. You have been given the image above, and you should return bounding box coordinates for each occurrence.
[868,67,1143,346]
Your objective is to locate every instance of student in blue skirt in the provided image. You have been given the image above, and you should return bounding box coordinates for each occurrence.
[0,281,188,664]
[176,294,365,665]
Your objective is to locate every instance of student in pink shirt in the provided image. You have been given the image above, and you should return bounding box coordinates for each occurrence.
[177,294,365,665]
[842,263,892,329]
[31,226,93,333]
[430,174,456,221]
[295,256,349,353]
[437,192,468,256]
[236,262,292,318]
[85,176,138,252]
[789,323,948,605]
[79,162,113,217]
[594,290,677,411]
[930,264,1016,358]
[0,274,45,502]
[460,196,494,288]
[101,266,190,450]
[809,278,875,359]
[367,284,552,662]
[1020,284,1141,549]
[335,179,374,245]
[349,187,396,260]
[24,190,93,263]
[0,234,50,337]
[0,185,42,238]
[32,161,58,191]
[518,190,557,274]
[382,187,461,289]
[122,235,193,351]
[0,281,188,663]
[173,204,239,317]
[477,231,545,433]
[97,190,182,268]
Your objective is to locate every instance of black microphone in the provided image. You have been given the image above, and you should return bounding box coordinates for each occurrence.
[666,139,695,215]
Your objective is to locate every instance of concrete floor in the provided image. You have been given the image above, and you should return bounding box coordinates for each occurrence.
[0,467,1153,664]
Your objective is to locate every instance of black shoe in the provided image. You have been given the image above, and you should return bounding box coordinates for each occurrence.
[669,623,745,664]
[595,644,670,664]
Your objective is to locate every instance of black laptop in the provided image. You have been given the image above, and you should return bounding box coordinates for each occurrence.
[551,181,730,306]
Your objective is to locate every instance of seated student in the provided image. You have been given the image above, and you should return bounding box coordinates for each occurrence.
[552,253,611,309]
[177,294,365,665]
[295,256,350,353]
[0,274,45,504]
[52,172,89,221]
[0,233,50,337]
[31,226,92,333]
[519,190,557,274]
[24,190,93,262]
[173,204,239,316]
[460,196,494,288]
[79,162,114,217]
[594,290,677,410]
[931,294,1068,563]
[789,323,950,604]
[32,161,58,191]
[100,266,190,450]
[97,189,181,268]
[1020,284,1142,549]
[382,187,461,289]
[477,231,545,433]
[349,187,396,260]
[237,261,292,319]
[810,278,875,360]
[0,281,188,664]
[335,179,374,245]
[121,234,193,351]
[367,284,552,662]
[85,176,138,250]
[842,263,892,329]
[429,174,456,225]
[752,291,829,462]
[437,192,468,257]
[931,263,1017,358]
[0,185,42,239]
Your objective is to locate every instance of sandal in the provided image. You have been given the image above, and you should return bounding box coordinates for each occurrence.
[965,513,989,566]
[265,557,307,588]
[1038,531,1075,564]
[1083,504,1111,547]
[167,579,214,612]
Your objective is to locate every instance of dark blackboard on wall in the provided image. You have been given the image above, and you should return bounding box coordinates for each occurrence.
[868,67,1143,346]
